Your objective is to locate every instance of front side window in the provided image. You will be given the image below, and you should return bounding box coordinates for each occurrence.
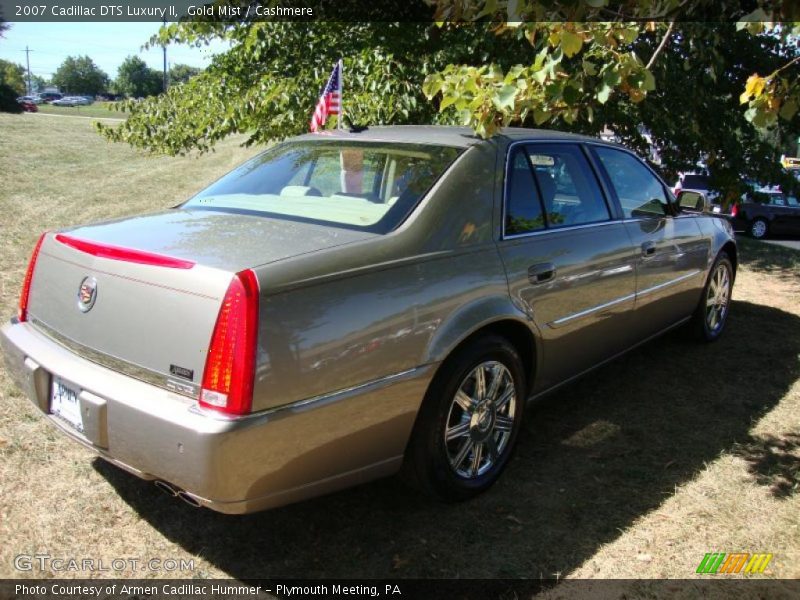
[504,143,611,236]
[184,141,463,233]
[594,147,669,219]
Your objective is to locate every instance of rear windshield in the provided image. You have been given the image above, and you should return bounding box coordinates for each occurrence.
[184,141,463,233]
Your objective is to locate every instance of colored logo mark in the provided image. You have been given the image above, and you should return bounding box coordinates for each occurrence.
[696,553,773,574]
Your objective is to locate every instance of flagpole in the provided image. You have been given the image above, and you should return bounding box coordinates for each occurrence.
[338,58,344,130]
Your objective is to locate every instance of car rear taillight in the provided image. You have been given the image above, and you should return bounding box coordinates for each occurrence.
[18,232,47,322]
[730,204,739,217]
[199,270,260,416]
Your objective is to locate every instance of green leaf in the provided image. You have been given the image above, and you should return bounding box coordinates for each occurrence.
[563,84,581,105]
[779,99,798,121]
[561,31,583,58]
[494,84,518,110]
[533,108,551,125]
[582,60,597,76]
[439,95,458,111]
[597,83,612,104]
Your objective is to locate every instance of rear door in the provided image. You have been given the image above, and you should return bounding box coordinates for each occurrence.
[590,145,709,337]
[497,142,638,393]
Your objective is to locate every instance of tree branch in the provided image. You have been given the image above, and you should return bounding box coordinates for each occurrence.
[646,21,675,70]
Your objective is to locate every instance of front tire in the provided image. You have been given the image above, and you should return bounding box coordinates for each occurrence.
[750,218,768,239]
[690,252,733,342]
[403,335,526,502]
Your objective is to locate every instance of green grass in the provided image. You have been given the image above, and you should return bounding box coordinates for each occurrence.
[0,113,798,583]
[36,101,128,120]
[738,237,800,277]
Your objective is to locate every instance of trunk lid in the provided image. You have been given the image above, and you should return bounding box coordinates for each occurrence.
[26,209,374,397]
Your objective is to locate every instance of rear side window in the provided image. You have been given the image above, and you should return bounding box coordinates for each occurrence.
[593,147,669,219]
[504,143,610,235]
[505,149,546,235]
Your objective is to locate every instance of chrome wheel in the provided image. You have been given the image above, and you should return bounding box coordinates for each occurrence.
[444,361,517,479]
[750,219,767,239]
[705,262,731,334]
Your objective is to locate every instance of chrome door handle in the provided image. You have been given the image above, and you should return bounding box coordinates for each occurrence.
[528,262,556,284]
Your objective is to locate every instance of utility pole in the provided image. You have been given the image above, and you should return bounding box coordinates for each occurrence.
[162,17,168,92]
[23,46,32,94]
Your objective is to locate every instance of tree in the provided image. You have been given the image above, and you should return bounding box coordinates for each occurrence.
[0,83,23,113]
[96,7,799,193]
[115,56,163,98]
[52,55,109,96]
[0,59,26,96]
[169,64,202,85]
[30,74,48,92]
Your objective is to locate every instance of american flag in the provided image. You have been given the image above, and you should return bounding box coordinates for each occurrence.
[310,61,342,133]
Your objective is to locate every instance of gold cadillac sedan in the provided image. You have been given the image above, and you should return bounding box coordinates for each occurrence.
[1,126,736,513]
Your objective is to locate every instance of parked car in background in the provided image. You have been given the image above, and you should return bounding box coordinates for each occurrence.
[37,91,63,103]
[17,99,38,113]
[50,96,91,107]
[730,188,800,238]
[50,97,78,106]
[16,95,42,105]
[1,127,737,514]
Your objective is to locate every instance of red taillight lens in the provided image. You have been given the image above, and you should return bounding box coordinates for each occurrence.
[199,270,260,416]
[18,232,47,322]
[730,204,739,217]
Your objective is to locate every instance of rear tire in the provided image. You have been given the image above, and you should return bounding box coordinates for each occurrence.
[403,335,526,502]
[690,251,733,342]
[749,218,768,239]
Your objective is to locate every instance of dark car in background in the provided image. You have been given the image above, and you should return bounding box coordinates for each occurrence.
[730,188,800,238]
[37,91,63,103]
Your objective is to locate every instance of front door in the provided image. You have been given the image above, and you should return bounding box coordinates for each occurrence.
[590,146,710,336]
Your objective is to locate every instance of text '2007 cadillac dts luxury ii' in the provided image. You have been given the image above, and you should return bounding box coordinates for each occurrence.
[1,126,736,513]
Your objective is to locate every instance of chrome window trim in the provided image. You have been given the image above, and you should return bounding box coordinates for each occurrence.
[500,139,619,241]
[503,219,620,241]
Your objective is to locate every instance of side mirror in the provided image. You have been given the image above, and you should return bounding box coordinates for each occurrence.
[677,190,705,213]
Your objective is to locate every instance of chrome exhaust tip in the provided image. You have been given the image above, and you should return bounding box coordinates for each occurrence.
[154,480,178,496]
[176,491,202,508]
[154,480,200,508]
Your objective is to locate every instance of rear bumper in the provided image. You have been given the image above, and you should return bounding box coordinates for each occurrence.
[1,320,432,514]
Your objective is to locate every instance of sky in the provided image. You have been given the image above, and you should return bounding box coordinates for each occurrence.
[0,22,230,83]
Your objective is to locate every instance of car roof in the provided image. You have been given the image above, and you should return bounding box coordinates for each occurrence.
[293,125,598,149]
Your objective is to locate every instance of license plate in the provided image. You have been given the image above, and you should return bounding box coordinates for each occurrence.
[51,378,83,433]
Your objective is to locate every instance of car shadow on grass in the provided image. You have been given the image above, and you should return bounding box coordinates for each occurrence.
[94,299,800,579]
